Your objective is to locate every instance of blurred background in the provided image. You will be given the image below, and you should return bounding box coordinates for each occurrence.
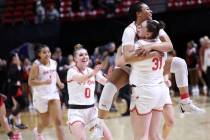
[0,0,210,58]
[1,0,210,139]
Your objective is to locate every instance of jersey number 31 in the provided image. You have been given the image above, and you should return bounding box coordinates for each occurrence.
[152,57,162,71]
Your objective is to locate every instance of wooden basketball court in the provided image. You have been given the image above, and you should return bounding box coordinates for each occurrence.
[0,96,210,140]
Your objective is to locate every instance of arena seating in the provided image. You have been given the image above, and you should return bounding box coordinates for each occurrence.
[2,0,35,24]
[168,0,210,9]
[59,0,139,21]
[1,0,210,24]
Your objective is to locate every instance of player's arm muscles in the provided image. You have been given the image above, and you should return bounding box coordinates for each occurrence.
[123,44,160,63]
[95,71,107,86]
[68,70,95,83]
[28,64,46,86]
[115,46,126,67]
[123,44,136,62]
[125,50,161,63]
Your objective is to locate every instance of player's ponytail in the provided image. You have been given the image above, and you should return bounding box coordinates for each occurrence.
[156,20,165,30]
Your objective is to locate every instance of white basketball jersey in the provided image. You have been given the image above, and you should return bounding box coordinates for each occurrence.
[121,21,167,54]
[32,59,59,99]
[130,39,167,86]
[67,66,96,105]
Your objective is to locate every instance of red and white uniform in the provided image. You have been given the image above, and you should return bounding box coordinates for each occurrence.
[121,22,137,47]
[119,21,167,74]
[67,66,105,125]
[130,39,171,114]
[122,22,167,51]
[32,59,60,113]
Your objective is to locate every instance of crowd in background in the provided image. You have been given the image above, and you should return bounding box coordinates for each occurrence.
[35,0,59,24]
[0,35,210,130]
[34,0,124,24]
[185,36,210,96]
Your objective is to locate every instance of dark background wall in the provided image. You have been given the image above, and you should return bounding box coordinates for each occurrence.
[0,7,210,58]
[60,7,210,57]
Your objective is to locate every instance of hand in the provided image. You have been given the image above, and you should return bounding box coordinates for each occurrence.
[58,82,64,89]
[141,46,152,56]
[152,51,164,58]
[63,65,69,70]
[135,47,145,56]
[93,64,102,75]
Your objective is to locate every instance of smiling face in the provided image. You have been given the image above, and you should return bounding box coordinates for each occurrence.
[136,3,152,21]
[74,49,89,68]
[38,47,51,63]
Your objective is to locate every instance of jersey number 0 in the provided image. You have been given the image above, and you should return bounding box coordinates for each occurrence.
[84,88,91,98]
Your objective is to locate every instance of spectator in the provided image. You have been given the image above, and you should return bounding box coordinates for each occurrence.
[22,58,32,109]
[35,0,46,24]
[46,4,59,21]
[52,48,68,107]
[80,0,93,11]
[6,53,28,129]
[102,42,116,73]
[0,58,7,95]
[186,40,199,96]
[52,47,68,81]
[100,0,116,18]
[198,36,209,95]
[202,40,210,96]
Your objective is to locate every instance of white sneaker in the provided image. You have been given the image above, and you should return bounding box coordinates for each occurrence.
[179,100,206,114]
[90,124,104,140]
[33,127,45,140]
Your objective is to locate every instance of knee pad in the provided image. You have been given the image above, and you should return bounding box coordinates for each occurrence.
[99,82,117,111]
[170,57,188,87]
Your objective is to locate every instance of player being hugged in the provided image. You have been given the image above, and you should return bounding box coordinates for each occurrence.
[127,20,170,140]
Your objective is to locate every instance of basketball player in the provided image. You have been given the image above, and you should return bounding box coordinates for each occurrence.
[28,44,65,140]
[0,94,22,140]
[66,44,113,140]
[127,19,168,140]
[98,2,205,140]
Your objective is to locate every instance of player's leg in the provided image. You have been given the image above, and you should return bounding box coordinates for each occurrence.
[162,104,174,140]
[130,110,152,140]
[149,110,164,140]
[48,99,65,140]
[69,121,87,140]
[165,57,205,113]
[33,99,50,140]
[98,68,129,118]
